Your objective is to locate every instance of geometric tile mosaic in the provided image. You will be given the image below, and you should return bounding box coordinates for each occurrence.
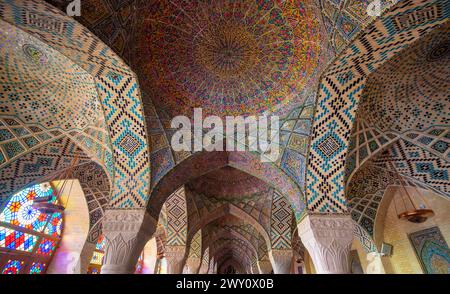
[320,0,400,53]
[1,0,151,209]
[345,119,399,182]
[307,0,449,213]
[409,226,450,274]
[358,24,450,134]
[402,127,450,161]
[53,161,112,243]
[165,187,188,246]
[188,230,202,259]
[270,191,293,250]
[0,136,91,208]
[188,185,273,234]
[372,139,450,197]
[45,0,138,64]
[347,137,449,248]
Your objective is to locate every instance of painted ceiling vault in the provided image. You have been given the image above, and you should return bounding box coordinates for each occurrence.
[40,0,414,208]
[0,0,448,274]
[0,15,117,237]
[359,24,450,133]
[0,19,113,173]
[133,0,326,118]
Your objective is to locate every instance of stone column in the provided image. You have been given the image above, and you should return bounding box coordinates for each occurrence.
[198,259,209,274]
[207,257,215,274]
[185,257,202,274]
[165,245,186,274]
[213,260,218,274]
[366,252,386,274]
[198,263,208,274]
[46,180,90,274]
[77,241,96,274]
[101,209,156,274]
[258,259,273,274]
[297,214,354,274]
[269,249,293,274]
[251,260,260,274]
[154,257,163,274]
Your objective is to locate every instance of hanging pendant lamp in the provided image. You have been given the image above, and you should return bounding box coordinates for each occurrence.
[32,154,79,214]
[389,162,435,223]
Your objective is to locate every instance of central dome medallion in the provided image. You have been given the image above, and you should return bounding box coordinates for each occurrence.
[135,0,323,118]
[195,25,258,80]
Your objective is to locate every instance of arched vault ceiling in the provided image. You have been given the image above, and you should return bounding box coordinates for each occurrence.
[1,0,151,209]
[187,184,272,233]
[210,237,256,265]
[187,166,271,198]
[134,0,326,118]
[359,24,450,133]
[0,20,103,131]
[305,0,449,213]
[347,137,449,249]
[148,151,304,221]
[45,0,139,64]
[0,19,114,183]
[203,214,263,251]
[0,136,91,206]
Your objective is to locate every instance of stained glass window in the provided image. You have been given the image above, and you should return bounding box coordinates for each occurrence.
[2,260,24,274]
[29,262,46,274]
[87,235,106,274]
[44,212,63,238]
[95,234,106,251]
[0,226,38,252]
[36,238,57,256]
[90,251,105,265]
[0,183,54,232]
[0,182,64,274]
[135,252,144,274]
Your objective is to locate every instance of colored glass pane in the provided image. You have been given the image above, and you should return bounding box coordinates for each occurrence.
[44,212,63,237]
[29,262,46,274]
[95,235,105,251]
[2,260,24,274]
[0,183,55,232]
[135,252,144,274]
[90,251,104,265]
[0,226,38,252]
[0,182,64,274]
[36,238,57,256]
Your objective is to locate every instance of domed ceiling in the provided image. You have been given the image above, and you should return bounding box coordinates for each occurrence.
[134,0,325,117]
[359,24,450,133]
[0,19,112,172]
[0,20,102,131]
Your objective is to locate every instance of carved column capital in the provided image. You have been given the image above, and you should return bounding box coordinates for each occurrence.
[269,249,293,274]
[258,259,273,274]
[101,209,157,274]
[165,245,186,274]
[102,209,157,236]
[185,257,202,274]
[297,214,354,274]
